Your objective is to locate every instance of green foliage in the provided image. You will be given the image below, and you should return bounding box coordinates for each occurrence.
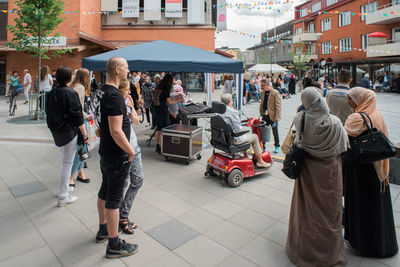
[286,42,310,75]
[6,0,70,57]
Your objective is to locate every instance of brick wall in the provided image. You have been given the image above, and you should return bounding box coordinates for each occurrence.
[293,0,400,62]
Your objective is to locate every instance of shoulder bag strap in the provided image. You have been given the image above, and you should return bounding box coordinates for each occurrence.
[358,112,373,131]
[298,112,306,141]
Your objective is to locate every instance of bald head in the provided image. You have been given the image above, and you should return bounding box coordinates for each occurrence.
[106,57,129,76]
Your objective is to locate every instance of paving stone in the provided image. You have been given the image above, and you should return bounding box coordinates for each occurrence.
[0,226,46,261]
[205,221,257,252]
[218,253,259,267]
[174,235,232,267]
[146,252,192,267]
[202,197,244,219]
[121,229,170,267]
[133,205,172,231]
[261,221,289,247]
[8,181,47,198]
[0,210,32,236]
[0,245,60,267]
[238,236,289,267]
[147,219,199,250]
[228,209,276,234]
[177,207,225,234]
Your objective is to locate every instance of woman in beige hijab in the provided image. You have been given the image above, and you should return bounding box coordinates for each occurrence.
[286,87,348,267]
[344,87,398,257]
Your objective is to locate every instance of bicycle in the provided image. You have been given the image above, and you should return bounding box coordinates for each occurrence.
[9,86,18,116]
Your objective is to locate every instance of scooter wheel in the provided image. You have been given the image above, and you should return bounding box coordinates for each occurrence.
[196,154,202,160]
[164,156,168,161]
[227,169,244,187]
[185,159,190,165]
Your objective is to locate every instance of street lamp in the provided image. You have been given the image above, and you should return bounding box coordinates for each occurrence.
[268,46,274,77]
[316,33,323,78]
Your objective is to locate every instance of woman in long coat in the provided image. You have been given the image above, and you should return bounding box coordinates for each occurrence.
[286,87,348,267]
[288,74,296,95]
[344,87,398,257]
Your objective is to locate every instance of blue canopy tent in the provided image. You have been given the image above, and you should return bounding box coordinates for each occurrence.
[82,40,244,109]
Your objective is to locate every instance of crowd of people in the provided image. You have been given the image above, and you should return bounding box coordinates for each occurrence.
[286,69,398,266]
[17,55,395,263]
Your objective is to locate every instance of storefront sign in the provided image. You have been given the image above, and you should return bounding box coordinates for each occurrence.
[101,0,118,12]
[165,0,182,18]
[144,0,161,21]
[122,0,139,18]
[29,36,67,47]
[217,0,227,31]
[187,0,205,24]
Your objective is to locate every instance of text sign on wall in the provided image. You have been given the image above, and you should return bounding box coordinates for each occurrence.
[165,0,183,18]
[122,0,139,18]
[217,0,227,30]
[144,0,161,21]
[101,0,118,12]
[187,0,205,24]
[30,36,67,47]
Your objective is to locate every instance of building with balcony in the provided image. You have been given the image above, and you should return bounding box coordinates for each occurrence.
[0,0,218,92]
[293,0,400,85]
[247,20,294,69]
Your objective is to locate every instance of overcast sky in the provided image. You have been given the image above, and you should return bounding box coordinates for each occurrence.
[215,1,306,51]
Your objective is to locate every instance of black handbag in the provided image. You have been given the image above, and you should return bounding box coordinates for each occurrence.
[281,112,306,179]
[345,112,396,164]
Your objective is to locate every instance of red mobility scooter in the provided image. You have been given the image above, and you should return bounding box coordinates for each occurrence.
[205,102,273,187]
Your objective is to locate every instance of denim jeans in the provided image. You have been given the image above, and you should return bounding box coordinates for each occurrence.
[119,150,144,218]
[70,144,86,175]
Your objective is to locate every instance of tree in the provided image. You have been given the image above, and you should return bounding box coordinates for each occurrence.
[7,0,69,119]
[286,42,310,79]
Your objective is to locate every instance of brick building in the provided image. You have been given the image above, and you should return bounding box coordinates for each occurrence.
[0,0,217,94]
[293,0,400,85]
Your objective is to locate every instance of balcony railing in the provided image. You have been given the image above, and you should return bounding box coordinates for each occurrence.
[366,1,400,25]
[367,39,400,57]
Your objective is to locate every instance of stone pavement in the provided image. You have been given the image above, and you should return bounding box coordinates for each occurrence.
[0,92,399,267]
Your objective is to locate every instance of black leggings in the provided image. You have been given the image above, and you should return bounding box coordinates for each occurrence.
[145,108,151,123]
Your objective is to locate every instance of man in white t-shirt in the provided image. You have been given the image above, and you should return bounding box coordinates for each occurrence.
[23,69,32,104]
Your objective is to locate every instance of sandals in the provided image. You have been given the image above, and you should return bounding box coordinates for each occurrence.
[77,176,90,183]
[118,218,136,234]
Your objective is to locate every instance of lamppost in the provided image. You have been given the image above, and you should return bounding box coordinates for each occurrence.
[316,33,323,79]
[268,46,274,77]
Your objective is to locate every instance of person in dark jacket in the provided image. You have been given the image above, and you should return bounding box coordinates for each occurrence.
[289,74,296,95]
[360,74,371,89]
[46,66,88,207]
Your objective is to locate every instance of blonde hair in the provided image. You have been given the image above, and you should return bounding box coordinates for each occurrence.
[70,68,91,95]
[118,79,130,93]
[41,65,50,81]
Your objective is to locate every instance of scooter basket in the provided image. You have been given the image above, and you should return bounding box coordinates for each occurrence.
[259,125,271,143]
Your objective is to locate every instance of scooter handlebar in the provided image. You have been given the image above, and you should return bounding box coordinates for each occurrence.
[252,120,267,127]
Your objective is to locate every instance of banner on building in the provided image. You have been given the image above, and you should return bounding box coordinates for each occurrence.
[217,0,227,30]
[144,0,161,21]
[101,0,118,12]
[165,0,183,18]
[187,0,205,24]
[122,0,139,18]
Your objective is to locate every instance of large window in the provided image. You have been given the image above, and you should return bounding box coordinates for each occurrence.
[327,0,338,6]
[307,23,315,33]
[339,37,352,52]
[301,9,309,17]
[321,17,331,32]
[307,44,316,54]
[312,2,321,12]
[295,27,303,35]
[361,34,369,49]
[321,41,332,54]
[339,11,351,27]
[392,27,400,42]
[361,2,377,21]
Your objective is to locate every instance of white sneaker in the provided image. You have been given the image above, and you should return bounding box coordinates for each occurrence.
[58,195,78,207]
[69,186,75,192]
[146,123,150,127]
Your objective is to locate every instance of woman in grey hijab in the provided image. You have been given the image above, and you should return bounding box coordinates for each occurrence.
[286,87,348,267]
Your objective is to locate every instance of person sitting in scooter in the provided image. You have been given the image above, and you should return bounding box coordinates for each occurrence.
[220,94,271,168]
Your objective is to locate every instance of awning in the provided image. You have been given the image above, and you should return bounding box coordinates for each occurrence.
[82,40,243,73]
